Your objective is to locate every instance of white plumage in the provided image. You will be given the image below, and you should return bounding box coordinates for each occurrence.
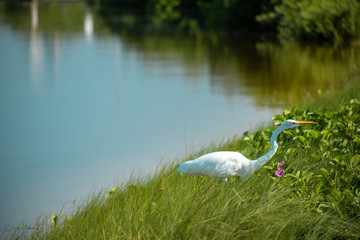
[177,151,251,178]
[177,119,316,180]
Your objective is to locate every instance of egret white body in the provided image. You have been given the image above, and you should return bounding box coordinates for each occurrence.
[177,120,316,179]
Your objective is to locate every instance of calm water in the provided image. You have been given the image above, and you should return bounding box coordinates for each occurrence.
[0,1,359,233]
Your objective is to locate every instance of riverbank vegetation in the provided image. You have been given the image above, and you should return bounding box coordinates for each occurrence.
[15,74,360,239]
[92,0,360,44]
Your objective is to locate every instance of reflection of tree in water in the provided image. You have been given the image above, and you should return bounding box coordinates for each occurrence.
[249,42,360,106]
[116,29,360,108]
[1,1,359,109]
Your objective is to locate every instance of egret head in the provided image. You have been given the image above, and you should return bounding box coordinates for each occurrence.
[281,119,317,130]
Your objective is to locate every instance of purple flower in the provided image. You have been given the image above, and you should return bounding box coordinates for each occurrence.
[275,168,285,178]
[278,161,285,167]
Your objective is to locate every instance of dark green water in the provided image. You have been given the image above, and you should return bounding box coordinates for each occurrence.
[0,0,359,233]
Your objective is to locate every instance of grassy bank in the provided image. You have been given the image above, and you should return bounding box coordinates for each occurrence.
[18,74,360,239]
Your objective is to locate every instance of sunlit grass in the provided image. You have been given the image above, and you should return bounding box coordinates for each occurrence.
[15,74,360,239]
[27,149,359,239]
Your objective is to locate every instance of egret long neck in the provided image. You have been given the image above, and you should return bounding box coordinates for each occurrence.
[251,126,282,169]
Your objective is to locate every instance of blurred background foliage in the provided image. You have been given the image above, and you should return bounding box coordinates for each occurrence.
[1,0,358,109]
[257,0,360,44]
[92,0,360,44]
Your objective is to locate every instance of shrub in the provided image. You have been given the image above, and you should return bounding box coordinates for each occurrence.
[267,99,360,218]
[257,0,360,44]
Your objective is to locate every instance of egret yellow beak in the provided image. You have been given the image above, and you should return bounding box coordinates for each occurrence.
[294,120,317,125]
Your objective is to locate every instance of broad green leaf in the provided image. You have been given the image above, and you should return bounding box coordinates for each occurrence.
[293,136,306,143]
[320,168,329,177]
[350,155,360,163]
[321,129,331,139]
[274,120,283,126]
[51,215,58,226]
[285,174,298,181]
[306,129,321,139]
[315,182,323,194]
[272,114,284,121]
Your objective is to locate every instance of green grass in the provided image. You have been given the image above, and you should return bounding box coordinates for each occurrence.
[15,73,360,239]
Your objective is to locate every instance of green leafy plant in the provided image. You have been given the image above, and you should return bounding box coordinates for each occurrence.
[50,215,58,228]
[267,99,360,218]
[257,0,360,45]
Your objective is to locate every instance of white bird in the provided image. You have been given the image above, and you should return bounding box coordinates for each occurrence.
[177,120,317,180]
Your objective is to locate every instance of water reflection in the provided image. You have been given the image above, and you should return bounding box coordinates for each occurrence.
[30,0,43,86]
[30,0,38,30]
[84,7,93,40]
[26,1,98,88]
[114,33,359,107]
[215,40,360,106]
[114,36,122,98]
[0,1,358,106]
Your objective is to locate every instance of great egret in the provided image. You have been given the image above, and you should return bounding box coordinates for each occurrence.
[177,120,317,180]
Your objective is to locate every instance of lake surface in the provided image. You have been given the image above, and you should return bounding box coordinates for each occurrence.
[0,0,359,233]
